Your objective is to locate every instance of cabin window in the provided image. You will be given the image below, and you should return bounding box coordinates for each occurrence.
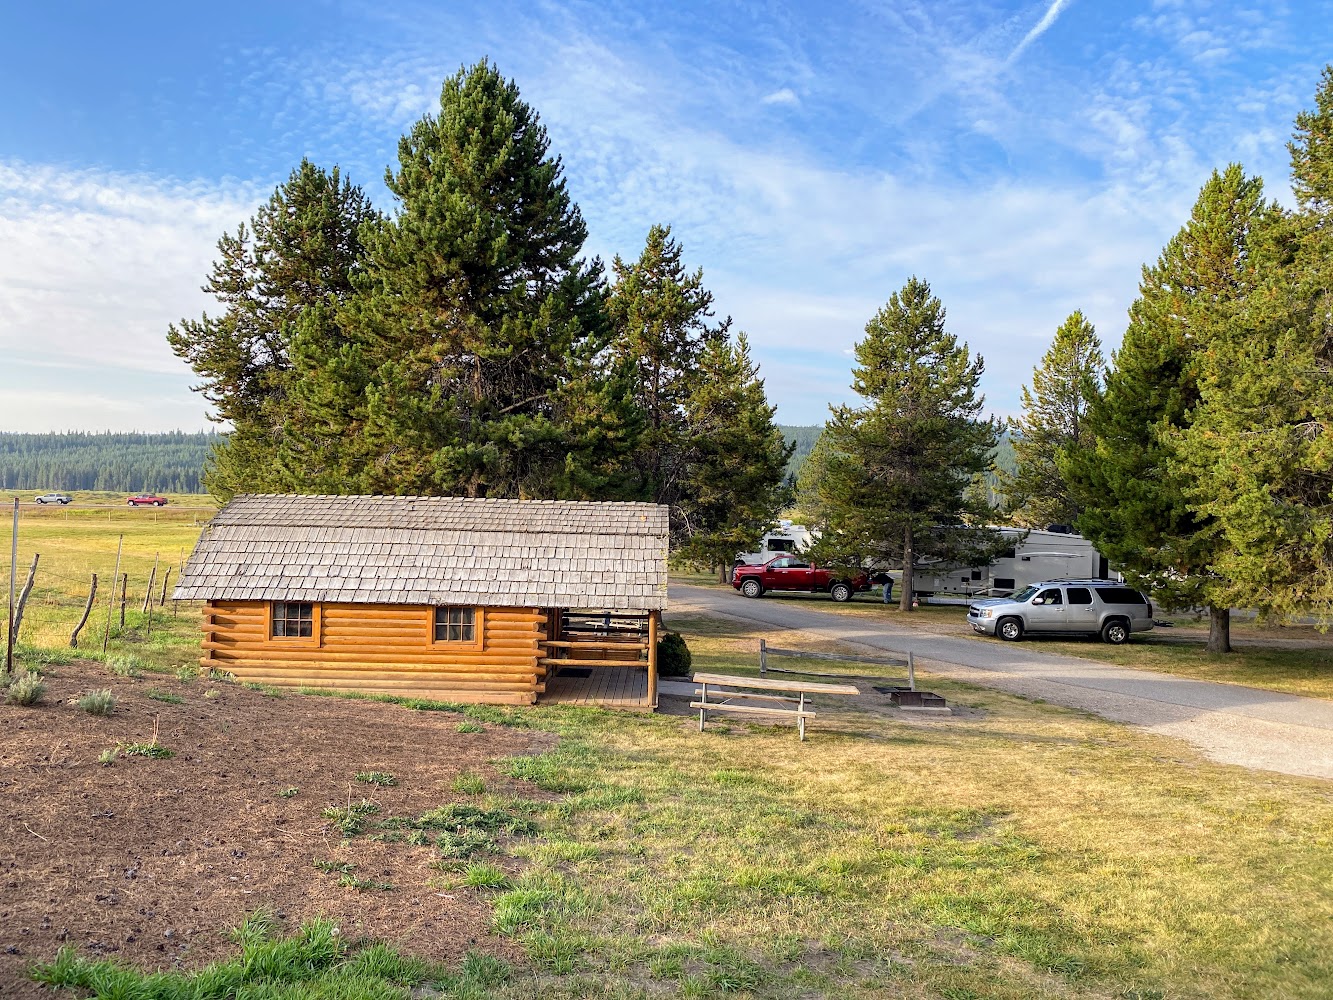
[434,606,476,643]
[271,601,315,638]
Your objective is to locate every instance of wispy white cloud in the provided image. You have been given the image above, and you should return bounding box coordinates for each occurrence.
[760,87,799,106]
[1007,0,1073,66]
[0,162,257,422]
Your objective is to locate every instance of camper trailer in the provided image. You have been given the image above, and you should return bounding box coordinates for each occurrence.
[735,520,815,566]
[912,526,1113,600]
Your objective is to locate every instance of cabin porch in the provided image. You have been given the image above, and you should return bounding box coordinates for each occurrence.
[537,609,659,711]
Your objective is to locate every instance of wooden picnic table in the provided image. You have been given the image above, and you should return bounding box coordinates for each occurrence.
[691,671,860,741]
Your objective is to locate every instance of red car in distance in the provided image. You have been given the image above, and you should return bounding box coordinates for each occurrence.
[127,493,169,507]
[731,555,871,602]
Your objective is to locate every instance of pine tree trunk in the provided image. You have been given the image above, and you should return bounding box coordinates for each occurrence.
[717,562,729,584]
[899,523,914,612]
[1206,605,1231,654]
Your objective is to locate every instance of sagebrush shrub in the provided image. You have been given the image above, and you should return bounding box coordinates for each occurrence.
[7,671,46,706]
[78,689,116,716]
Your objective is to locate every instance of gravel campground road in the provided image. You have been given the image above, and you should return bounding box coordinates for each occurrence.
[670,583,1333,782]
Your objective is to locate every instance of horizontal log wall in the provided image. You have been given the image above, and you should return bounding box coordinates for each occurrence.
[200,601,546,703]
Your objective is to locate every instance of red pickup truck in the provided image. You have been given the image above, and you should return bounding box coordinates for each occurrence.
[731,555,871,603]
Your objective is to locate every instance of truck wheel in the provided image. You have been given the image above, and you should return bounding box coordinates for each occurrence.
[829,582,852,602]
[998,617,1023,641]
[1101,619,1130,645]
[740,579,763,599]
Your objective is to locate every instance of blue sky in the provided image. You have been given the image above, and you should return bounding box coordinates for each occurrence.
[2,0,1331,432]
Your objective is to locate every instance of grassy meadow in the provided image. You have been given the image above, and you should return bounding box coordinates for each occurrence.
[0,495,213,672]
[11,514,1333,998]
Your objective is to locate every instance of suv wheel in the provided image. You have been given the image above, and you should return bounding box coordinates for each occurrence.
[997,617,1023,642]
[740,579,763,599]
[829,582,852,603]
[1101,619,1130,645]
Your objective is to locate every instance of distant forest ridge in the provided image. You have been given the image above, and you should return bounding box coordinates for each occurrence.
[778,425,1016,483]
[2,427,1016,496]
[0,431,218,492]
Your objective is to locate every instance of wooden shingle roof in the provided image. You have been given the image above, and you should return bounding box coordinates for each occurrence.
[173,495,669,611]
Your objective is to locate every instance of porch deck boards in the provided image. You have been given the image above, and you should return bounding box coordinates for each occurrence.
[541,666,653,712]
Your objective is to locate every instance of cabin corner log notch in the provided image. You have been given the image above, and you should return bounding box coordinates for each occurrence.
[176,494,670,706]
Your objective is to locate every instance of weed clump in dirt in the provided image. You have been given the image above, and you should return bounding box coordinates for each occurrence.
[104,655,144,678]
[146,688,184,704]
[354,770,397,787]
[452,773,486,795]
[379,803,538,860]
[120,742,174,759]
[321,801,380,836]
[6,670,47,706]
[77,689,115,716]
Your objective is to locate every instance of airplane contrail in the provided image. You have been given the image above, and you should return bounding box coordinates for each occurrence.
[1007,0,1073,65]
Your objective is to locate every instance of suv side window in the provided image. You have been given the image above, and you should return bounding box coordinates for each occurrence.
[1035,588,1062,605]
[1067,587,1093,605]
[1094,587,1147,605]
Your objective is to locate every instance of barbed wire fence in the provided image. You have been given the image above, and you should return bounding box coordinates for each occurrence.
[2,503,210,673]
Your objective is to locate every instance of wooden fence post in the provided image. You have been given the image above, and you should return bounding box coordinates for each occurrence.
[71,574,98,648]
[12,553,39,641]
[141,553,158,614]
[907,650,916,692]
[759,638,767,677]
[6,497,16,675]
[158,566,172,607]
[102,534,123,654]
[118,573,128,629]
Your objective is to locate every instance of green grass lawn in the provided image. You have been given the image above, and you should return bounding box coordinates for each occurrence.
[16,531,1333,998]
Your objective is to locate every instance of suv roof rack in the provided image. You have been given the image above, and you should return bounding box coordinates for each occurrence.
[1042,579,1125,585]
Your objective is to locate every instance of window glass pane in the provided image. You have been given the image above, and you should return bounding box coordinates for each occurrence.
[434,606,475,642]
[1067,587,1093,605]
[1094,587,1147,605]
[272,602,314,638]
[1038,588,1062,605]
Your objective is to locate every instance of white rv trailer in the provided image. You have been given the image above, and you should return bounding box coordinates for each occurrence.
[911,527,1114,600]
[734,520,815,566]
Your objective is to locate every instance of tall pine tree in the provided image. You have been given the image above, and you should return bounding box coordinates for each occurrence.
[605,224,727,507]
[1000,311,1103,528]
[348,60,616,498]
[167,160,378,500]
[676,334,792,579]
[1064,165,1279,651]
[1175,70,1333,621]
[798,277,1000,611]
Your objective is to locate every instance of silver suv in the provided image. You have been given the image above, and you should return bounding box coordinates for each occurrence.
[966,580,1153,645]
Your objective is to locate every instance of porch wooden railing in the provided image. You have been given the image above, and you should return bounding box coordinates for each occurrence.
[539,610,660,707]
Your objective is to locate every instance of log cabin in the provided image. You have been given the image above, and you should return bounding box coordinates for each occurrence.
[172,494,669,708]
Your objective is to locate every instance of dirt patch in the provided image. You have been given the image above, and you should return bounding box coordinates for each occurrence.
[0,662,554,996]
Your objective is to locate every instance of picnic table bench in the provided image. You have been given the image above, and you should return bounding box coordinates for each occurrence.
[691,671,861,740]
